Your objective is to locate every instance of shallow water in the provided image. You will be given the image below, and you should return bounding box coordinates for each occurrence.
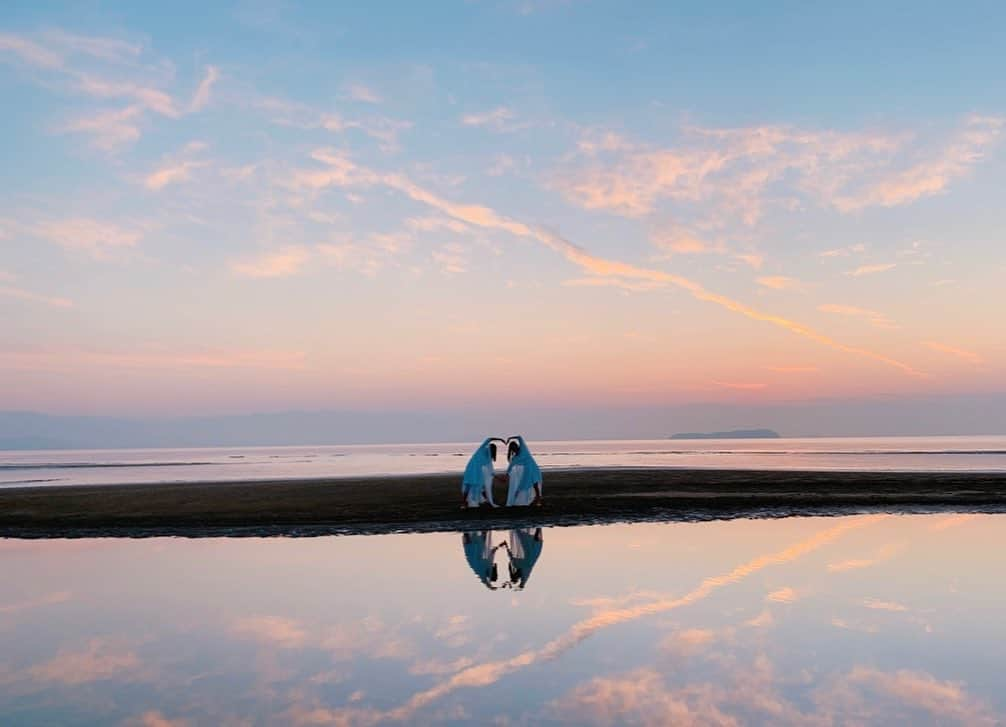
[2,514,1005,725]
[3,435,1006,488]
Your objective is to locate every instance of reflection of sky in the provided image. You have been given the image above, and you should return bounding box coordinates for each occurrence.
[1,514,1005,724]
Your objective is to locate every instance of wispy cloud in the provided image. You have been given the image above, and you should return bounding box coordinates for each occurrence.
[0,347,308,372]
[766,365,817,373]
[231,246,310,278]
[833,115,1004,211]
[298,148,927,378]
[766,586,798,603]
[553,116,1001,234]
[231,616,307,648]
[344,83,381,104]
[34,218,142,260]
[923,341,983,365]
[0,284,74,309]
[757,275,804,291]
[189,65,220,111]
[863,598,908,612]
[0,32,63,68]
[145,160,208,190]
[848,262,896,277]
[821,243,866,258]
[29,639,140,685]
[60,104,144,150]
[461,106,518,131]
[711,380,767,391]
[818,303,896,329]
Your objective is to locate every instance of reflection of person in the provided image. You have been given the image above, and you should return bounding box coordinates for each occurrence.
[504,436,543,507]
[461,531,505,590]
[461,438,499,509]
[505,528,544,590]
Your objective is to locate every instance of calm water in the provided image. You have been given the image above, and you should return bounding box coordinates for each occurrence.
[2,514,1005,725]
[2,435,1006,488]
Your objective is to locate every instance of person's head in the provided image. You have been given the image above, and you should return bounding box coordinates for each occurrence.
[488,442,497,460]
[507,440,520,461]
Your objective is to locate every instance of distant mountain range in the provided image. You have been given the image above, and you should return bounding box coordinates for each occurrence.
[670,429,781,440]
[1,392,1004,450]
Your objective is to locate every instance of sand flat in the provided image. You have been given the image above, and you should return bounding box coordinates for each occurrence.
[2,468,1006,537]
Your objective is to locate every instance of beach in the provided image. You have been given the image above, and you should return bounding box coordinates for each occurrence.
[3,468,1006,537]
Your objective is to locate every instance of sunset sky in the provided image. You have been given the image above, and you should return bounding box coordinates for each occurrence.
[2,2,1004,419]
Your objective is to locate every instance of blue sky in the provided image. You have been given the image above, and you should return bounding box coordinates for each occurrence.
[1,1,1004,418]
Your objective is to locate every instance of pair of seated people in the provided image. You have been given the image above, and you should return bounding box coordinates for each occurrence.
[461,435,542,508]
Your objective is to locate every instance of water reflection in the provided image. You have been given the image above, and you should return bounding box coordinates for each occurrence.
[2,515,1006,725]
[462,528,544,590]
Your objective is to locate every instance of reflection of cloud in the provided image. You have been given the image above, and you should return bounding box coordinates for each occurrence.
[831,617,878,634]
[0,591,71,614]
[231,616,308,649]
[370,516,886,723]
[766,587,797,603]
[550,667,735,726]
[930,514,979,531]
[745,610,773,628]
[841,667,998,726]
[659,628,718,658]
[433,615,471,648]
[128,711,189,727]
[409,657,475,676]
[863,599,908,612]
[550,660,1001,726]
[321,617,415,662]
[29,639,140,684]
[827,543,902,573]
[571,590,670,613]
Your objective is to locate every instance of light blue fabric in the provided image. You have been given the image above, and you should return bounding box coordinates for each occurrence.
[507,528,543,589]
[462,531,498,589]
[506,436,542,506]
[462,437,496,506]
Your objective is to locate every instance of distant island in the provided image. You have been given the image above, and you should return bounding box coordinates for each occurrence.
[670,429,781,440]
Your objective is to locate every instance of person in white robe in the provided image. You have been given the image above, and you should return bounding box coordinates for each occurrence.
[461,437,499,508]
[504,436,543,507]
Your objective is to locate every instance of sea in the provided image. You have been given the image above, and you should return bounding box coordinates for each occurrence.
[2,435,1005,489]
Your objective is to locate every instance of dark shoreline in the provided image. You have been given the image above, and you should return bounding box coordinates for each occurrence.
[3,468,1006,538]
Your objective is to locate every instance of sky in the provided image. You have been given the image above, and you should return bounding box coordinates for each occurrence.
[1,1,1004,428]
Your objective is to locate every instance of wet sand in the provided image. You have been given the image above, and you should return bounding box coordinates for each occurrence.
[3,468,1006,538]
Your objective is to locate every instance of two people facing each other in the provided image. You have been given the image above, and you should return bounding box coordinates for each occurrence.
[461,435,543,509]
[462,528,543,590]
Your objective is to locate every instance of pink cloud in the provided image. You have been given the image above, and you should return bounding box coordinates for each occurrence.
[34,217,142,259]
[847,263,896,277]
[923,341,983,365]
[189,65,220,112]
[756,276,804,291]
[231,246,310,278]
